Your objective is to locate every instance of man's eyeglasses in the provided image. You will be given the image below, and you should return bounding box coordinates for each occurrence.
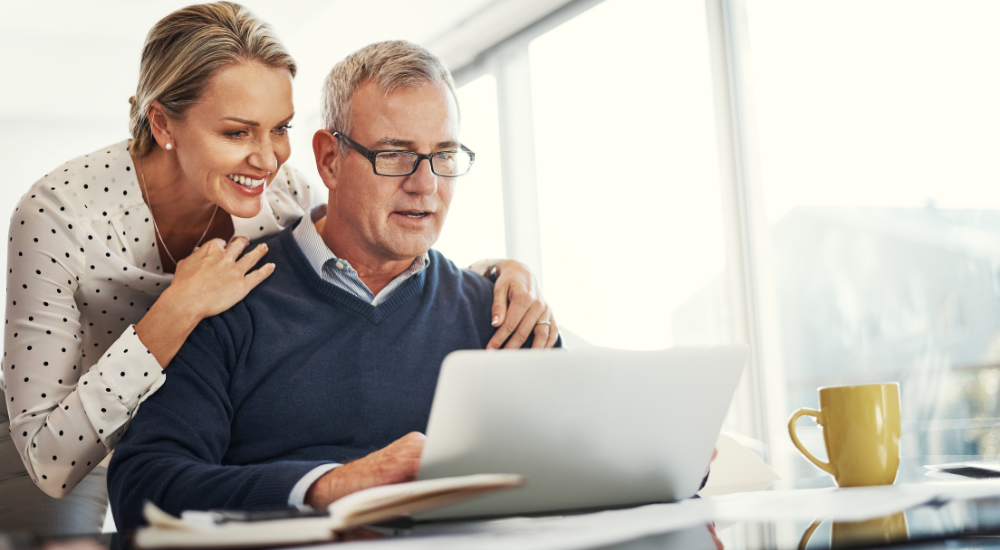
[334,132,475,177]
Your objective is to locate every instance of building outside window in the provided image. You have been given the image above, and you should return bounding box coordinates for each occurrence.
[746,0,1000,471]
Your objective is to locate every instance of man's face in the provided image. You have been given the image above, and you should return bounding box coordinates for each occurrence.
[330,79,460,263]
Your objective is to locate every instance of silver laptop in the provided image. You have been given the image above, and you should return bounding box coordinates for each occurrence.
[415,346,748,520]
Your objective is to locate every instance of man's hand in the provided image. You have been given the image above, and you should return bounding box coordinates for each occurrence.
[707,523,724,550]
[700,447,718,491]
[705,447,718,476]
[305,432,426,509]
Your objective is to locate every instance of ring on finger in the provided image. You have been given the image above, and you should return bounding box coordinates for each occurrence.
[536,320,551,326]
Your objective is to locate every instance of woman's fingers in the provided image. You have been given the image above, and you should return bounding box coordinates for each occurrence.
[544,316,560,348]
[168,236,274,320]
[485,278,515,349]
[224,236,251,260]
[503,299,545,350]
[243,262,276,290]
[206,237,228,253]
[235,243,269,272]
[486,292,531,350]
[485,258,561,349]
[531,306,552,349]
[491,280,508,328]
[532,313,560,349]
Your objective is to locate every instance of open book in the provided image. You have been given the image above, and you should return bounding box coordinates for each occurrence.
[134,473,525,549]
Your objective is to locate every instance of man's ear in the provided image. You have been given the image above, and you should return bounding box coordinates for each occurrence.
[147,101,175,150]
[313,130,341,191]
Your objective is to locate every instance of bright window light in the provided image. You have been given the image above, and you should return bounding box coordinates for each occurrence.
[748,0,1000,462]
[434,74,507,268]
[530,0,728,350]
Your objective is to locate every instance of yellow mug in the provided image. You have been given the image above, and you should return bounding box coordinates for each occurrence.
[788,383,901,487]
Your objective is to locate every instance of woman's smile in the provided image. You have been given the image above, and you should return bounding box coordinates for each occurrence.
[224,172,269,197]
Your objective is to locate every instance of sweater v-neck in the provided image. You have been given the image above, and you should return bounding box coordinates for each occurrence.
[275,224,426,325]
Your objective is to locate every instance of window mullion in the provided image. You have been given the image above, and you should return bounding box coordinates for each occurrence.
[706,0,790,465]
[495,46,544,281]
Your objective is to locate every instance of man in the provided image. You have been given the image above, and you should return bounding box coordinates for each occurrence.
[108,40,559,532]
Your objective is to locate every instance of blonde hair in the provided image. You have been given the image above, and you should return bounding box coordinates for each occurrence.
[322,40,457,154]
[129,2,296,157]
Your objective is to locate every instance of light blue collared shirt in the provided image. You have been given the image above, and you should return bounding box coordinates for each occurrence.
[291,212,430,306]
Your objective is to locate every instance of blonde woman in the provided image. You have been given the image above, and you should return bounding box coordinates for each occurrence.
[0,2,558,536]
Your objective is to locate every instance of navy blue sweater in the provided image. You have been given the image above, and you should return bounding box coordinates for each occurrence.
[108,222,533,532]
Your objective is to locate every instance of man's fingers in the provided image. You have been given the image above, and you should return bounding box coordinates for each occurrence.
[707,524,724,550]
[396,431,427,446]
[378,432,425,483]
[236,243,269,272]
[504,300,544,349]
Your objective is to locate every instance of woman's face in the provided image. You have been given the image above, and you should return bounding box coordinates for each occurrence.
[167,61,294,218]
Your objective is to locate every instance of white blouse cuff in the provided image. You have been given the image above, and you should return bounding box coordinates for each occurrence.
[78,325,165,448]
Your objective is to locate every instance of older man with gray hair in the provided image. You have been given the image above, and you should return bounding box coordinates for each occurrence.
[108,40,559,532]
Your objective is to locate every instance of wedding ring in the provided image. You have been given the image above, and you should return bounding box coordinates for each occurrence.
[536,320,551,326]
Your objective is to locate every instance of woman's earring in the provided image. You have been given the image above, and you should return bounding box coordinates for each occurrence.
[165,143,173,151]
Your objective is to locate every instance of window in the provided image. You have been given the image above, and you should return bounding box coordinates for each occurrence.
[747,0,1000,466]
[529,0,731,350]
[434,74,507,268]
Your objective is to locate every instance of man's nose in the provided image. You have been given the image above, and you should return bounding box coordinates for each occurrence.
[403,157,438,196]
[248,136,278,173]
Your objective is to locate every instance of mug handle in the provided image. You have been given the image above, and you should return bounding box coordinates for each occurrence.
[788,408,834,475]
[797,519,823,550]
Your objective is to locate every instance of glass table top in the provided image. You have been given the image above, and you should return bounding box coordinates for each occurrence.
[18,458,1000,550]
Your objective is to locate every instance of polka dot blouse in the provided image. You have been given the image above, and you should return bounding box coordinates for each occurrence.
[2,139,321,497]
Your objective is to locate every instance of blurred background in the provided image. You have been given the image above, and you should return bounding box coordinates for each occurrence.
[4,0,1000,487]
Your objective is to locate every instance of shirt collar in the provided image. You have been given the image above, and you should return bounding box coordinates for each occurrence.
[291,213,430,280]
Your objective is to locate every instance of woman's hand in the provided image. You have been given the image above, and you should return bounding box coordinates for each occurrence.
[134,237,274,367]
[168,237,274,319]
[485,259,559,350]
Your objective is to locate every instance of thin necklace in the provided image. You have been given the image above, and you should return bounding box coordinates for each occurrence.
[136,153,219,267]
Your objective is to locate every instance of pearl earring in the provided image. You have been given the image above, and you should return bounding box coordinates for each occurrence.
[165,143,173,151]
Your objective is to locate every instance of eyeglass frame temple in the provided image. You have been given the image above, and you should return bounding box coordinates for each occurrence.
[333,131,475,177]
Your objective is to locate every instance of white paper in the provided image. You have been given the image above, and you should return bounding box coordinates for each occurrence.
[318,500,715,550]
[698,432,780,497]
[709,480,1000,523]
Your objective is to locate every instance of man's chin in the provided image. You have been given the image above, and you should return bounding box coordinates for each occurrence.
[380,233,438,260]
[389,247,433,261]
[377,242,435,263]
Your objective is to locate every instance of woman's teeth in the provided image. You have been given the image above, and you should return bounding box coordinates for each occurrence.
[228,174,265,189]
[406,212,429,219]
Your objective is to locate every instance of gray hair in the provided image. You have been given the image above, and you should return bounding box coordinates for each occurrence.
[322,40,457,154]
[129,2,296,157]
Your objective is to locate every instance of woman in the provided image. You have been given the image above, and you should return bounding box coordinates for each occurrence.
[0,2,557,536]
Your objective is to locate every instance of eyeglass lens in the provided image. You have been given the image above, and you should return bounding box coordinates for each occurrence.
[374,151,473,176]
